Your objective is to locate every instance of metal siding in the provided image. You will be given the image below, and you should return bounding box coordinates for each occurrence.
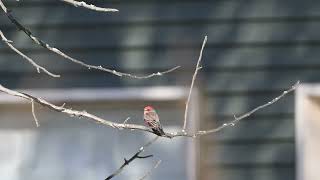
[1,0,319,179]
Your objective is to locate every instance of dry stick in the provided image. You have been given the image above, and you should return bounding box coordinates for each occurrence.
[61,0,118,12]
[182,36,207,131]
[0,31,60,77]
[0,1,180,79]
[0,81,298,138]
[105,137,159,180]
[138,160,162,180]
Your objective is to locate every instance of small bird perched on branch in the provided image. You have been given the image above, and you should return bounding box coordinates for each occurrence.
[144,106,165,136]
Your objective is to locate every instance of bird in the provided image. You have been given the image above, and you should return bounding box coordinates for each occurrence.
[144,105,165,136]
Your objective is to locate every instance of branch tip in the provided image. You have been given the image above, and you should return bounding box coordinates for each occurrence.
[60,0,118,12]
[182,35,208,130]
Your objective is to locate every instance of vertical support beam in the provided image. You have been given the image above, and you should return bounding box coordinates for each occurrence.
[296,84,320,180]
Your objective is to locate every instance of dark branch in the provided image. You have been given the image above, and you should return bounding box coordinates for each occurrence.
[137,155,153,159]
[105,137,158,180]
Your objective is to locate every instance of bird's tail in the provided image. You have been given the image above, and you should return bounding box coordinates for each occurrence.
[152,127,166,136]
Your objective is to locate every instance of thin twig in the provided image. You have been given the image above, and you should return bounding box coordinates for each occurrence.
[117,117,131,130]
[61,0,118,12]
[182,36,207,131]
[0,1,179,79]
[105,137,159,180]
[0,31,60,77]
[195,81,300,136]
[138,160,162,180]
[123,117,130,125]
[31,100,40,127]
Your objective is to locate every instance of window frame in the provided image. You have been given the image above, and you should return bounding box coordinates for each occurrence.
[295,84,320,180]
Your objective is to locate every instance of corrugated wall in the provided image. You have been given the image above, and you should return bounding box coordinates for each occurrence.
[1,0,320,179]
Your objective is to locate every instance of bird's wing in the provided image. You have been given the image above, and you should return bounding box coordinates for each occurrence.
[144,111,161,127]
[144,111,158,121]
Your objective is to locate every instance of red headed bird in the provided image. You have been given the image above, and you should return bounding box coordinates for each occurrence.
[144,106,165,136]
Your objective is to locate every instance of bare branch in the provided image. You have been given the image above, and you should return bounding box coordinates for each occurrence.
[0,83,154,132]
[0,30,60,77]
[60,0,118,12]
[182,36,207,131]
[105,137,159,180]
[138,160,162,180]
[0,0,179,79]
[194,81,300,136]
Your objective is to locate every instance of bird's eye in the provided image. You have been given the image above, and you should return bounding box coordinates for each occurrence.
[145,106,151,111]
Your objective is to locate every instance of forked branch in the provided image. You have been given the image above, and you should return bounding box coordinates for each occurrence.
[0,31,60,77]
[0,84,153,132]
[182,36,207,131]
[0,0,179,79]
[105,137,159,180]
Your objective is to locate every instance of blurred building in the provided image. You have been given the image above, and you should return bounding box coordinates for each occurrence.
[1,0,320,179]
